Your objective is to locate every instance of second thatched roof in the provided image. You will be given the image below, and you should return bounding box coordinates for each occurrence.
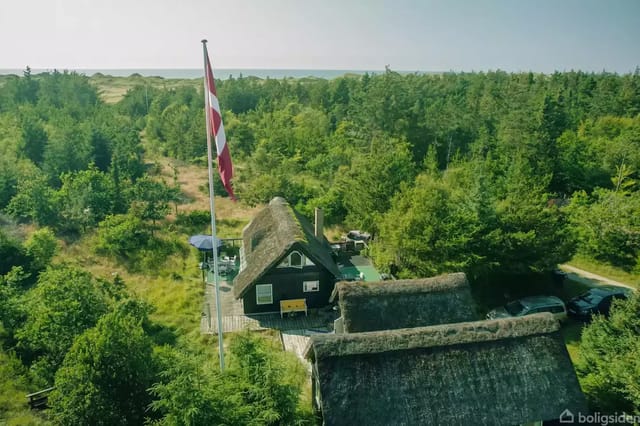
[305,314,587,426]
[332,272,477,332]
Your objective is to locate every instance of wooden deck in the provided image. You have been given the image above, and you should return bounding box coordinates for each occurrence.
[202,312,333,334]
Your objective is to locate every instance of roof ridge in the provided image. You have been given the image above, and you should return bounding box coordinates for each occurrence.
[308,314,560,359]
[334,273,469,299]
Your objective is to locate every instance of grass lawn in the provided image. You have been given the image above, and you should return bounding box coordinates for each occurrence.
[567,255,640,289]
[561,318,584,364]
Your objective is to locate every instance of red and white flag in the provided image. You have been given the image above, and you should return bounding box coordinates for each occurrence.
[203,44,236,200]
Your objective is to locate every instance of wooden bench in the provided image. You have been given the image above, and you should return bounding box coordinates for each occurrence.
[26,387,55,410]
[280,299,308,318]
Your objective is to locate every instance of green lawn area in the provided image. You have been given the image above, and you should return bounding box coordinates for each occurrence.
[567,255,640,289]
[561,319,584,364]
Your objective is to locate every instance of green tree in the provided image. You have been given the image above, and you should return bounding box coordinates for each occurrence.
[19,108,48,166]
[0,156,20,210]
[6,170,59,227]
[49,306,156,426]
[41,119,93,186]
[129,177,173,228]
[0,273,24,339]
[0,230,31,276]
[373,168,483,277]
[23,227,58,272]
[577,294,640,413]
[226,331,307,425]
[94,214,151,259]
[339,135,416,234]
[149,348,241,425]
[482,158,575,274]
[118,84,156,120]
[57,167,117,234]
[568,189,640,271]
[15,266,109,384]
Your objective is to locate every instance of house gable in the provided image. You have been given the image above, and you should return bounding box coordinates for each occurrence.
[233,198,340,300]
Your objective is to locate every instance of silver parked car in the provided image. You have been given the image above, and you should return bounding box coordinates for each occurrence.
[486,296,567,321]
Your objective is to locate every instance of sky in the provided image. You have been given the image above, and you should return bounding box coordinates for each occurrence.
[1,0,639,73]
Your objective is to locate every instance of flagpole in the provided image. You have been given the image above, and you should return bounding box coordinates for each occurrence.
[202,39,225,371]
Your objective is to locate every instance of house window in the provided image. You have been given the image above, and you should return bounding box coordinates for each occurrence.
[239,245,246,272]
[290,251,303,268]
[303,280,320,292]
[251,231,265,251]
[280,251,306,268]
[256,284,273,305]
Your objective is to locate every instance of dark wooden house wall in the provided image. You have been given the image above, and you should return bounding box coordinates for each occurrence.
[242,245,337,314]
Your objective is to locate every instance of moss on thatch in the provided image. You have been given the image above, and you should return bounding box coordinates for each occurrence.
[306,314,587,426]
[233,197,340,298]
[333,273,477,332]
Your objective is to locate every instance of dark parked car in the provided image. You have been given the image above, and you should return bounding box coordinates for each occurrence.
[486,296,567,321]
[567,286,633,321]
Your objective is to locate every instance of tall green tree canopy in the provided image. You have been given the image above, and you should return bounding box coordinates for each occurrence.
[577,294,640,413]
[16,265,110,384]
[49,305,156,426]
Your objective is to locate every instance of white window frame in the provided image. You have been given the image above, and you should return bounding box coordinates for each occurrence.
[279,256,290,268]
[289,251,304,268]
[279,251,307,268]
[256,284,273,305]
[303,280,320,292]
[239,245,246,272]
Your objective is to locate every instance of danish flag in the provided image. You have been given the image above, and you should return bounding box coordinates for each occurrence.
[203,43,235,200]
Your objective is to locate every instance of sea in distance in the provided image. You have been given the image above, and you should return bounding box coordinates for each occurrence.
[0,68,432,80]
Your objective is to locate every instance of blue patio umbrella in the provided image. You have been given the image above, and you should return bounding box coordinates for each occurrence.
[188,235,224,252]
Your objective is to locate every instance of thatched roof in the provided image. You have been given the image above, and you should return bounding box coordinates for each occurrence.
[332,273,477,332]
[234,197,340,298]
[305,314,587,426]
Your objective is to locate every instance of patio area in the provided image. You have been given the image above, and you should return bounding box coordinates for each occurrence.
[337,254,382,282]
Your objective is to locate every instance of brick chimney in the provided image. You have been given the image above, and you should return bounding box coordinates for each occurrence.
[314,208,324,240]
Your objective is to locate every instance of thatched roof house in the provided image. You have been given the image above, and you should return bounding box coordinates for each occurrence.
[305,313,587,426]
[331,272,477,332]
[233,197,341,314]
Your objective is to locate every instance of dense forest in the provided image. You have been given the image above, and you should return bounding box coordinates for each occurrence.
[142,67,640,278]
[1,67,639,422]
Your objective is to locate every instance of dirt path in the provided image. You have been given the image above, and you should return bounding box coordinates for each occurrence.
[559,264,635,290]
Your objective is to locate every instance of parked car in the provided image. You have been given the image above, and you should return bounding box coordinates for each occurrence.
[567,286,632,321]
[486,296,567,321]
[345,230,371,242]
